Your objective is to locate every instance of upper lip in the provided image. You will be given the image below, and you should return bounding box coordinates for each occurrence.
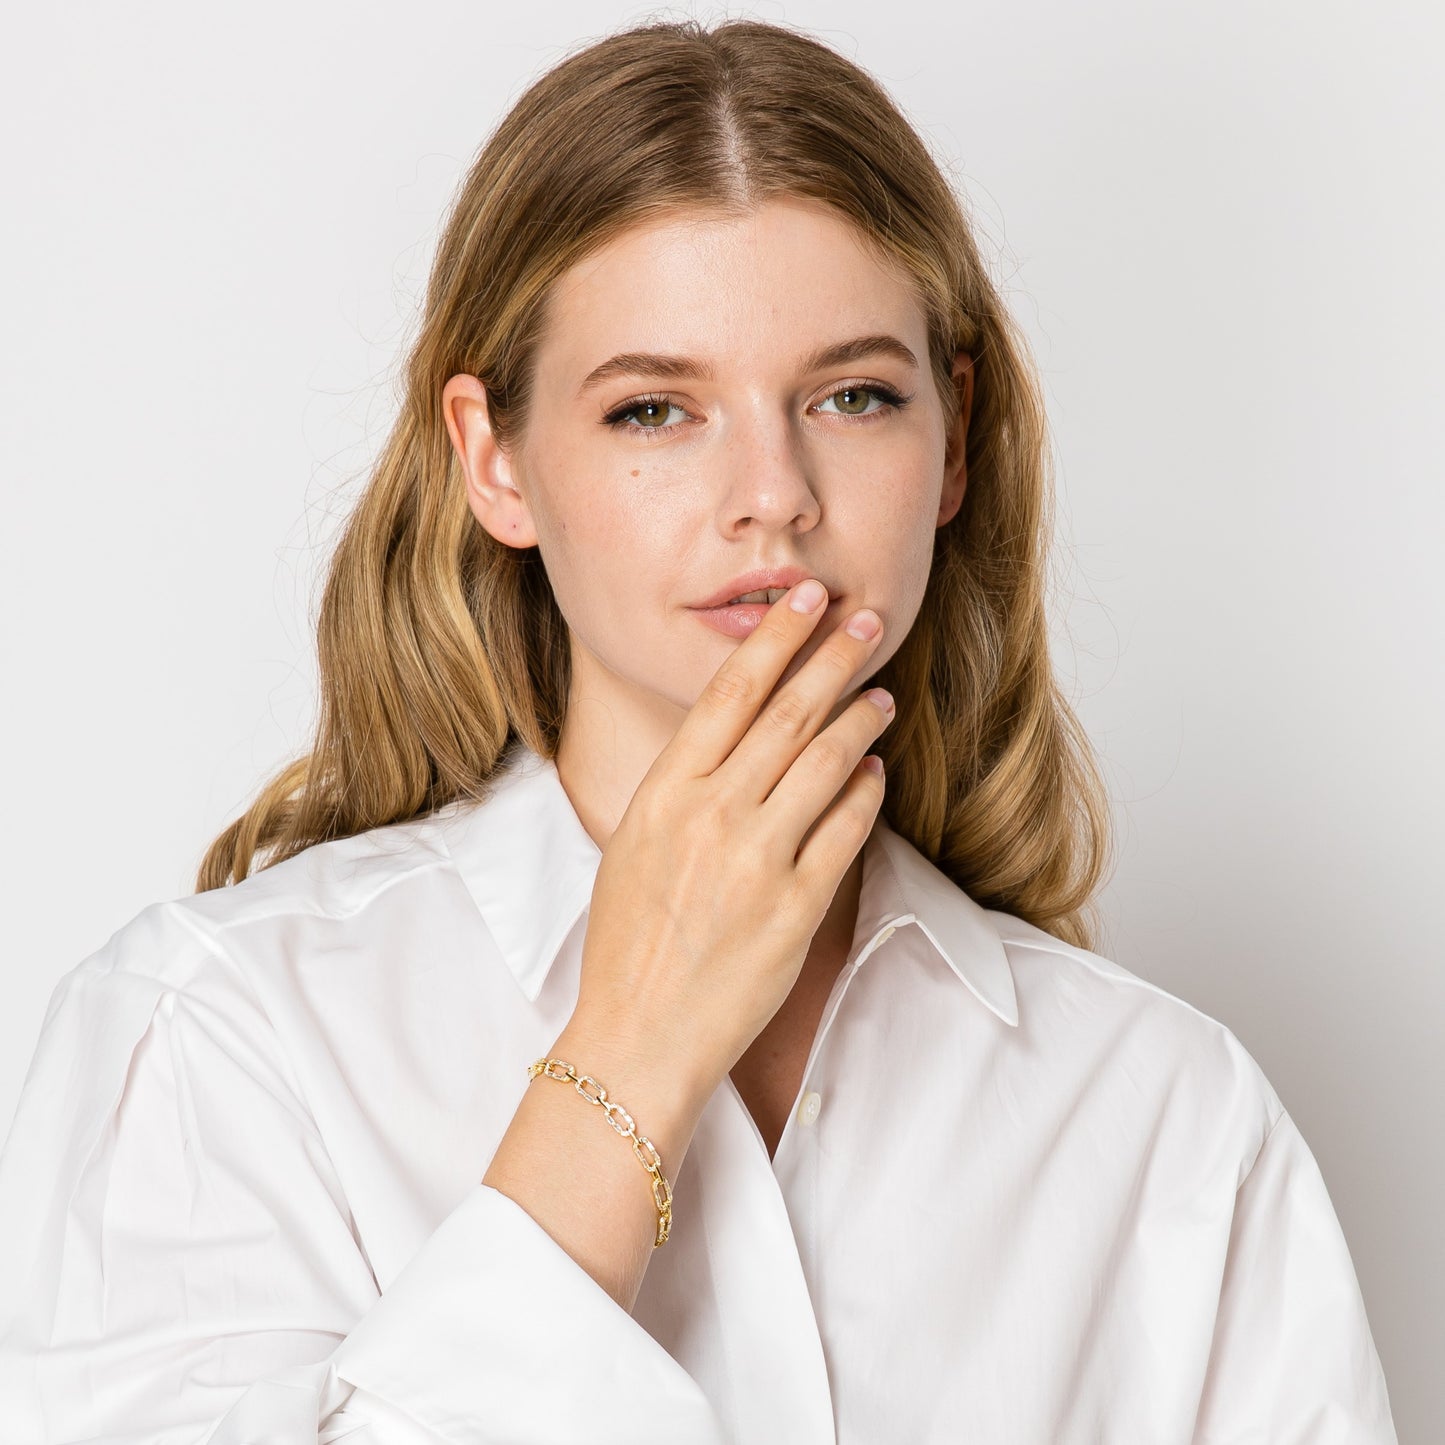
[691,566,830,610]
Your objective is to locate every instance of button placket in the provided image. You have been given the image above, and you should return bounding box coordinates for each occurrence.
[775,916,911,1163]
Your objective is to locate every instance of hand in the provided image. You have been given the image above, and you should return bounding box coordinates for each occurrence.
[570,580,895,1097]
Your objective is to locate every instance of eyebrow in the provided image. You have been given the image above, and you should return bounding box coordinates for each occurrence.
[575,333,920,398]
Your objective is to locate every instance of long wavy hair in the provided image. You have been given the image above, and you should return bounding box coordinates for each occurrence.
[196,16,1116,951]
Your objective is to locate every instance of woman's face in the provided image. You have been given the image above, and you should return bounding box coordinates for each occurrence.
[446,196,971,754]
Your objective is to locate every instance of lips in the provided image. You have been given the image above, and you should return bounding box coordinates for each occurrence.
[723,587,788,605]
[691,565,818,611]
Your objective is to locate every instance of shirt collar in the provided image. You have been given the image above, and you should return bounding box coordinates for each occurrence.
[437,740,1019,1028]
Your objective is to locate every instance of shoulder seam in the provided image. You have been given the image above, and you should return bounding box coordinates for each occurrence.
[177,850,453,935]
[1237,1104,1290,1194]
[158,897,234,968]
[999,934,1236,1036]
[154,900,341,1151]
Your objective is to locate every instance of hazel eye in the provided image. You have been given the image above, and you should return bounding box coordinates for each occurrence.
[828,387,877,415]
[815,383,910,418]
[603,395,687,431]
[629,400,679,428]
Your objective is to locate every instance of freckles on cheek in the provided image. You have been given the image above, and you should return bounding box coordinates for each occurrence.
[857,468,920,531]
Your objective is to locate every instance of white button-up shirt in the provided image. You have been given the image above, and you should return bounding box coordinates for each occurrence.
[0,741,1398,1442]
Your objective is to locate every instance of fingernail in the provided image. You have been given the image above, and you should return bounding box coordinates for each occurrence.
[846,610,881,641]
[864,687,894,713]
[790,579,827,613]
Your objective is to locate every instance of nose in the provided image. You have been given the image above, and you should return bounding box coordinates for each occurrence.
[713,408,822,536]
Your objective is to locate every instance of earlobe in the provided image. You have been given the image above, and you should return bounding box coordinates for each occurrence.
[441,373,539,550]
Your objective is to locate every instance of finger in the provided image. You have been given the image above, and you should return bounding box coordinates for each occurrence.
[663,579,835,778]
[724,606,886,805]
[791,753,888,893]
[762,687,894,851]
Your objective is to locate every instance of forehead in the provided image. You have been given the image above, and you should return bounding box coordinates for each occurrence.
[535,197,928,382]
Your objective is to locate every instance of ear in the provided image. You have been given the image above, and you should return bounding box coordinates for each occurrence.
[937,349,974,528]
[441,373,539,549]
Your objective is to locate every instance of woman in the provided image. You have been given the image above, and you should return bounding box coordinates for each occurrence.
[0,17,1397,1443]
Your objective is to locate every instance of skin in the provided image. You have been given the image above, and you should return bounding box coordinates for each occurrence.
[442,196,973,1133]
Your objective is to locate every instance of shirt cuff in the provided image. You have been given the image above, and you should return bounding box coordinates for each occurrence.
[327,1182,728,1444]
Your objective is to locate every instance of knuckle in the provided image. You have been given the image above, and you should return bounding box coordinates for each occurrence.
[816,644,856,681]
[834,803,872,851]
[809,734,851,776]
[757,616,795,647]
[706,667,759,709]
[702,782,742,833]
[763,692,812,738]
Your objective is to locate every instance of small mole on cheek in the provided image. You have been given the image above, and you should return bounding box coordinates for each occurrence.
[630,469,640,478]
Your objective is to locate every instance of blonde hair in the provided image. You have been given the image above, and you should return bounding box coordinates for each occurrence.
[197,17,1115,951]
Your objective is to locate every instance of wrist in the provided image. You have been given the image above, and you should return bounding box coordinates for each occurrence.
[548,1011,715,1157]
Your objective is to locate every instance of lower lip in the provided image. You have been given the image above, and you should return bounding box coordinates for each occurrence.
[689,600,837,638]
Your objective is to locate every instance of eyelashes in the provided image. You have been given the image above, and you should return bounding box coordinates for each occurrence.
[600,381,915,438]
[602,395,688,432]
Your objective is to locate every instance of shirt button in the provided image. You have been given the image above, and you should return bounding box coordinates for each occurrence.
[798,1090,822,1126]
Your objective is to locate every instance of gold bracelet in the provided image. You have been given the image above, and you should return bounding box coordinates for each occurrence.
[526,1055,674,1247]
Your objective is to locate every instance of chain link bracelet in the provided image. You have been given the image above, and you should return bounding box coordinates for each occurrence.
[526,1055,674,1247]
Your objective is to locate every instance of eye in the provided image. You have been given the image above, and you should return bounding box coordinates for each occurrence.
[814,382,912,419]
[602,393,689,434]
[600,380,913,437]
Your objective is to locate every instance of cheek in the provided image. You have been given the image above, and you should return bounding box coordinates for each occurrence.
[855,449,940,538]
[536,468,685,612]
[853,450,943,609]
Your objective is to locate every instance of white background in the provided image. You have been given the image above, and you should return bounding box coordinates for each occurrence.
[1,0,1439,1433]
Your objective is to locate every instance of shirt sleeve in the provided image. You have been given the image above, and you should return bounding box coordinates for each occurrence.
[0,905,726,1444]
[1190,1106,1399,1444]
